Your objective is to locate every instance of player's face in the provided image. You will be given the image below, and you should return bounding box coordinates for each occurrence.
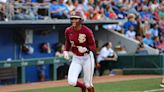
[70,18,81,27]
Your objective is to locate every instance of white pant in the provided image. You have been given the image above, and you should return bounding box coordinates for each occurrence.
[67,52,95,88]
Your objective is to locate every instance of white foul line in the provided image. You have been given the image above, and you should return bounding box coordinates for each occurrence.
[144,88,164,92]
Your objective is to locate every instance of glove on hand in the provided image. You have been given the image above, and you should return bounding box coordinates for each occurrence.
[77,46,88,53]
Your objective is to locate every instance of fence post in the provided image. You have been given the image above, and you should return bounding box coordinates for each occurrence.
[17,66,25,83]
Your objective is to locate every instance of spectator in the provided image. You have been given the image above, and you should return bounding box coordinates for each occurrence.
[113,4,127,19]
[158,2,164,20]
[149,23,159,37]
[134,15,144,41]
[135,42,149,55]
[150,0,159,12]
[139,5,153,21]
[103,24,124,34]
[115,25,124,34]
[127,0,138,15]
[97,42,118,76]
[13,7,35,20]
[153,36,160,49]
[153,7,160,22]
[159,21,164,30]
[0,0,7,3]
[55,43,65,57]
[65,0,75,12]
[82,0,89,12]
[140,20,150,36]
[155,37,164,53]
[58,0,69,18]
[135,15,145,37]
[104,5,117,20]
[31,0,50,20]
[0,3,6,21]
[55,42,72,58]
[143,31,154,47]
[55,43,70,80]
[91,7,105,20]
[73,0,86,20]
[125,25,136,39]
[49,0,67,19]
[123,13,137,32]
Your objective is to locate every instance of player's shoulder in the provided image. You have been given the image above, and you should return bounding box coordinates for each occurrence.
[65,26,73,33]
[82,25,92,33]
[65,26,72,31]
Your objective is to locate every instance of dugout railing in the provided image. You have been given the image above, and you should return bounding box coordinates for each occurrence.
[0,57,71,84]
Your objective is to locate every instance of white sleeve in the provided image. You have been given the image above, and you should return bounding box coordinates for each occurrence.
[97,47,108,62]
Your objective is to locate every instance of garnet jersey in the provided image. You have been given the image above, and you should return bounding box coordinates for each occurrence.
[65,25,96,56]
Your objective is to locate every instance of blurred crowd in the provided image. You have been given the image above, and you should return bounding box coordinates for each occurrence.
[0,0,163,53]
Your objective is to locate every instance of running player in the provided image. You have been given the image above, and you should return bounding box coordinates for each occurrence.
[63,11,96,92]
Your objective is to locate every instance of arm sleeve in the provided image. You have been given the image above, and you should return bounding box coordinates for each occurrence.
[64,29,71,51]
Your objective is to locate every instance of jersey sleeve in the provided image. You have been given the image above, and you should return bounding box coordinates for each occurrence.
[64,28,71,51]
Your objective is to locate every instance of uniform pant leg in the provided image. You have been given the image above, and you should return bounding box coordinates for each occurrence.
[67,56,82,86]
[83,52,95,88]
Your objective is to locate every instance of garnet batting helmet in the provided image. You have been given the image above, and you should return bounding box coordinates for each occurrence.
[70,11,82,19]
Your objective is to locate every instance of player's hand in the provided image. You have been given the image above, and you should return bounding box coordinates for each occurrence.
[77,46,88,53]
[63,51,70,60]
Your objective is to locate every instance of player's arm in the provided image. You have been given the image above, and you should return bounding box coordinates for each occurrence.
[86,28,100,67]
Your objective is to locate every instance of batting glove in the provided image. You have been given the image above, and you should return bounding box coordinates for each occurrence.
[77,46,88,53]
[63,51,70,60]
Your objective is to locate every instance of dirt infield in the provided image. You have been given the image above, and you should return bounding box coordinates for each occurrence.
[0,75,162,92]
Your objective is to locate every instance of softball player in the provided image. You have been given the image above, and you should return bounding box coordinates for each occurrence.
[63,11,96,92]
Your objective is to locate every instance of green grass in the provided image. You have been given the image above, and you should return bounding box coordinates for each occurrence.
[16,78,163,92]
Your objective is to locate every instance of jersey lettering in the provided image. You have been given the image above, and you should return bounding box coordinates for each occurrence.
[78,34,86,43]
